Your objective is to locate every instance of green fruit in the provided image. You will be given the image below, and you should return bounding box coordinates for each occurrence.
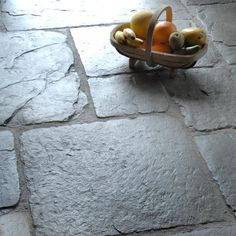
[169,31,185,51]
[181,27,207,47]
[174,45,201,55]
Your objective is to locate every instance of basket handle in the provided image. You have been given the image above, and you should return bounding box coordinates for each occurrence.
[145,5,172,65]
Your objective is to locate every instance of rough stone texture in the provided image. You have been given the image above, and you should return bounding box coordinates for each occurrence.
[88,73,169,117]
[0,212,31,236]
[197,3,236,65]
[2,0,190,30]
[0,30,87,126]
[161,67,236,131]
[195,130,236,211]
[125,223,236,236]
[0,131,20,208]
[173,224,236,236]
[182,0,236,5]
[21,116,228,236]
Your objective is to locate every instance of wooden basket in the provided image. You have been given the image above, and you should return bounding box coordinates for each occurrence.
[110,5,208,69]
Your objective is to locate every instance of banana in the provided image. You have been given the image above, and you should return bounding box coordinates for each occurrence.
[123,28,136,40]
[126,38,144,48]
[114,30,126,44]
[174,45,201,55]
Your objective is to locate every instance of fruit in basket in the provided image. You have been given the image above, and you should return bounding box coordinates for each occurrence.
[126,38,144,47]
[174,45,201,55]
[123,28,136,40]
[114,30,126,44]
[130,10,153,39]
[153,21,177,44]
[169,31,185,51]
[152,42,171,53]
[181,27,207,47]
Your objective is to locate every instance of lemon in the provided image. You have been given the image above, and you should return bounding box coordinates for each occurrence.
[130,10,153,39]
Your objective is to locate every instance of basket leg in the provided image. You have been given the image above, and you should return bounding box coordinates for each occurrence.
[169,68,177,79]
[129,58,138,69]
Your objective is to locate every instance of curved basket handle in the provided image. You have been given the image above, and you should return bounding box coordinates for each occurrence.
[145,5,172,65]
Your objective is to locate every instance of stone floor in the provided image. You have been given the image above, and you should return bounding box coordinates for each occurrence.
[0,0,236,235]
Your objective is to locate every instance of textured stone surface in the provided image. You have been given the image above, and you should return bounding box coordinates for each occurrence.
[0,30,86,126]
[2,0,190,30]
[21,116,228,236]
[88,73,169,117]
[0,131,20,208]
[183,0,236,5]
[125,223,236,236]
[0,212,31,236]
[173,224,236,236]
[198,3,236,64]
[195,130,236,210]
[161,67,236,130]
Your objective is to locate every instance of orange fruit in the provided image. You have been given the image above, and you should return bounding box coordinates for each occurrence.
[153,21,177,44]
[152,43,171,53]
[130,10,153,39]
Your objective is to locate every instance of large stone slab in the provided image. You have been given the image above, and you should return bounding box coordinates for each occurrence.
[0,30,86,126]
[183,0,236,5]
[161,67,236,131]
[2,0,190,30]
[195,130,236,211]
[88,73,169,117]
[125,223,236,236]
[0,131,20,208]
[0,212,31,236]
[173,224,236,236]
[197,3,236,64]
[21,116,228,236]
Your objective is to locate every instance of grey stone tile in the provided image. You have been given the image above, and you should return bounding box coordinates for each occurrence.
[197,3,236,65]
[125,223,236,236]
[0,212,31,236]
[88,73,169,117]
[161,67,236,131]
[173,224,236,236]
[2,0,190,30]
[182,0,236,5]
[0,131,20,208]
[0,30,86,126]
[21,116,228,236]
[195,130,236,211]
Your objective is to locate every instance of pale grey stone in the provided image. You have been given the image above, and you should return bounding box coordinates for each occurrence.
[0,131,20,208]
[195,130,236,210]
[183,0,236,5]
[88,73,169,117]
[21,116,228,236]
[195,41,222,67]
[0,212,31,236]
[198,3,236,64]
[10,73,80,125]
[125,223,236,236]
[2,0,190,30]
[0,31,85,126]
[161,67,236,130]
[173,224,236,236]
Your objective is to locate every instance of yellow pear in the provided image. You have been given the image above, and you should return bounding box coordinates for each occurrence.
[130,10,153,39]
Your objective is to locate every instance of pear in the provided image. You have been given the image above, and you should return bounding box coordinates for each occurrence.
[169,31,185,51]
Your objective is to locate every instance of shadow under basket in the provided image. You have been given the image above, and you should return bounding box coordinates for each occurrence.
[110,5,208,69]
